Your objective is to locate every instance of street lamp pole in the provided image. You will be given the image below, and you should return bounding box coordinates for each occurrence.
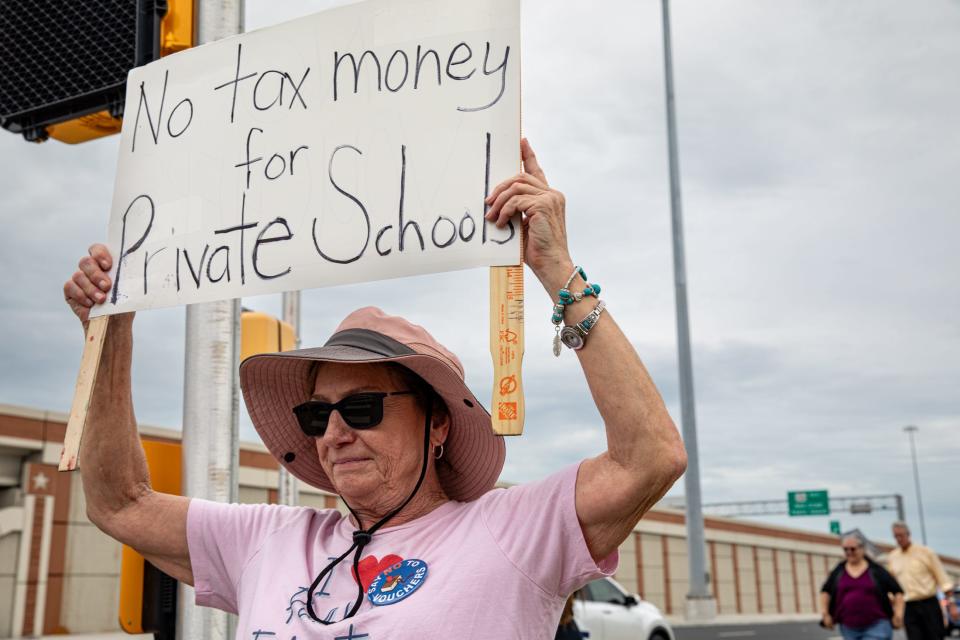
[903,425,927,544]
[278,291,301,506]
[660,0,716,621]
[178,3,244,640]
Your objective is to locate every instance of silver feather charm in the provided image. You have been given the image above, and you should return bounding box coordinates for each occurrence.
[553,332,562,357]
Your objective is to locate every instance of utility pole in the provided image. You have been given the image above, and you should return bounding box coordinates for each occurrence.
[903,425,927,544]
[178,2,244,640]
[278,291,301,506]
[660,0,716,621]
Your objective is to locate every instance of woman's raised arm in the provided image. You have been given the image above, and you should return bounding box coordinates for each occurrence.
[485,140,687,561]
[64,244,194,584]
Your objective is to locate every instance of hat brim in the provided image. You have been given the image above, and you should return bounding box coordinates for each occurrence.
[239,341,505,503]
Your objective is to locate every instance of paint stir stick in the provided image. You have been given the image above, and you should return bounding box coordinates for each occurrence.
[59,315,110,471]
[489,264,525,435]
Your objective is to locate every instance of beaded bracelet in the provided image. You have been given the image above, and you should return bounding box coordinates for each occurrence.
[551,266,581,325]
[551,266,602,356]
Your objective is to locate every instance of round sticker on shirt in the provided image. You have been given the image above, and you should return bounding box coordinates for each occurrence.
[366,559,428,606]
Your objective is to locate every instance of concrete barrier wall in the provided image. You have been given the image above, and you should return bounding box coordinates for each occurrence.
[0,533,19,637]
[611,526,846,617]
[60,478,120,635]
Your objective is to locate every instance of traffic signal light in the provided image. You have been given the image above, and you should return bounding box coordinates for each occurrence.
[118,439,181,639]
[0,0,193,144]
[241,309,297,361]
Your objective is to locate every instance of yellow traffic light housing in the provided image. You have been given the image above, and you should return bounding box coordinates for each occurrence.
[118,439,181,638]
[241,310,297,362]
[46,111,123,145]
[160,0,194,58]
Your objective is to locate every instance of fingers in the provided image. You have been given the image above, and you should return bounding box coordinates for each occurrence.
[64,277,95,309]
[480,142,560,231]
[65,245,114,318]
[487,171,547,205]
[79,255,112,293]
[489,193,537,228]
[77,256,110,302]
[521,138,548,185]
[72,270,105,305]
[88,243,113,271]
[483,139,548,212]
[484,182,542,225]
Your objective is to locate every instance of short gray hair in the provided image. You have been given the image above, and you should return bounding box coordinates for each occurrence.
[842,535,864,548]
[892,521,911,533]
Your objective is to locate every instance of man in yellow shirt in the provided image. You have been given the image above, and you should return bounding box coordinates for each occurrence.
[887,521,954,640]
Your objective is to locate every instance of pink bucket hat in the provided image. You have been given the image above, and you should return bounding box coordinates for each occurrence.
[239,306,506,502]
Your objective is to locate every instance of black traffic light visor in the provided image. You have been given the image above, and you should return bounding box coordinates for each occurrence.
[0,0,167,141]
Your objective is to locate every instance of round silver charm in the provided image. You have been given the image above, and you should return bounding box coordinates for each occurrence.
[560,326,585,350]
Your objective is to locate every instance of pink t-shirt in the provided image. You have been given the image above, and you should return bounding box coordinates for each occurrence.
[187,462,617,639]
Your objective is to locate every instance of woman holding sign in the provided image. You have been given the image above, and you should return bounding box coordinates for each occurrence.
[63,139,686,638]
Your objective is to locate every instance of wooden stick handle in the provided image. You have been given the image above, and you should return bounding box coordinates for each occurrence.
[489,265,525,435]
[59,315,111,471]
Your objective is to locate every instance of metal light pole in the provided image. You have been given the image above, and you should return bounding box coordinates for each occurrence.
[903,425,927,544]
[660,0,716,621]
[178,3,244,640]
[278,291,301,506]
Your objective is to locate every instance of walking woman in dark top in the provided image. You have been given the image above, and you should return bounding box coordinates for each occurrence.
[555,595,582,640]
[820,535,906,640]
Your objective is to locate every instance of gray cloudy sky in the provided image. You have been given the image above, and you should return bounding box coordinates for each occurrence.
[2,0,958,556]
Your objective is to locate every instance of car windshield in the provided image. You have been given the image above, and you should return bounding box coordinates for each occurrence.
[586,579,626,605]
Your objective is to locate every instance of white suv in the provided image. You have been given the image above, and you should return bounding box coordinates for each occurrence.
[573,577,675,640]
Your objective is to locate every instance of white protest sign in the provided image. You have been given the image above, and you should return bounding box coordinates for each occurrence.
[92,0,520,317]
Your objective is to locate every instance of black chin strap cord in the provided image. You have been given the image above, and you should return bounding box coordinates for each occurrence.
[305,405,433,624]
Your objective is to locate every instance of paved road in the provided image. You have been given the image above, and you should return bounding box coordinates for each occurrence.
[674,620,909,640]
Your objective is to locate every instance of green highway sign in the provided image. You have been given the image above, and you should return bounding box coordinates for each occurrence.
[830,520,841,535]
[788,490,830,516]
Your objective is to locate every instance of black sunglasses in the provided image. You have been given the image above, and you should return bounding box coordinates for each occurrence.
[292,390,415,437]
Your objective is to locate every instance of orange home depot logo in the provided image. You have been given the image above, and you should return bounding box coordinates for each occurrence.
[498,402,517,421]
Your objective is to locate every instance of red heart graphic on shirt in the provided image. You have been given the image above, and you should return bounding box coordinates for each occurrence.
[354,554,404,591]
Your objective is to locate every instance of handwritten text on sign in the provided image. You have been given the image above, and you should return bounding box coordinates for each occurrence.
[92,0,520,317]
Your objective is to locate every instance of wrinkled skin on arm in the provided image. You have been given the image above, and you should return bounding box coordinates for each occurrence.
[64,244,193,584]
